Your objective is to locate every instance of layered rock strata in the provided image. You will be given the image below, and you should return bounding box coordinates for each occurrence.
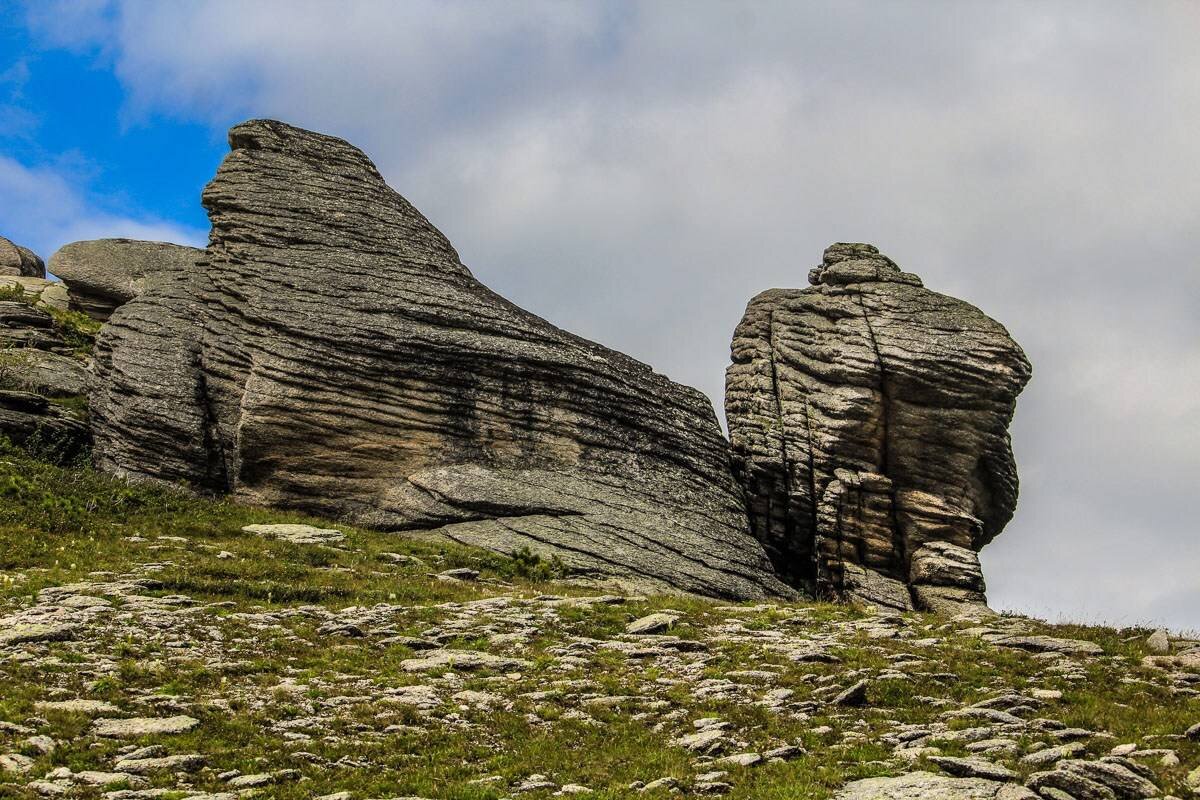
[726,243,1030,610]
[0,238,90,462]
[91,119,786,600]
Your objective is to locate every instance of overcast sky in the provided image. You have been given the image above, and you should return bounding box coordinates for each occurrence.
[2,1,1197,631]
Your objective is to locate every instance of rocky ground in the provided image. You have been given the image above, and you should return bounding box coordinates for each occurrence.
[2,446,1199,800]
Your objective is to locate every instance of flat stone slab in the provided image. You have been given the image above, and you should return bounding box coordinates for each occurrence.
[400,650,529,673]
[114,753,206,774]
[626,612,679,635]
[927,756,1017,781]
[987,634,1103,656]
[834,772,1037,799]
[0,622,77,647]
[35,700,122,715]
[92,715,200,738]
[241,524,346,545]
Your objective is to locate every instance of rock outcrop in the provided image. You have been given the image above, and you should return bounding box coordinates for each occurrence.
[0,235,45,277]
[726,243,1030,611]
[91,119,786,600]
[49,239,203,321]
[0,238,90,462]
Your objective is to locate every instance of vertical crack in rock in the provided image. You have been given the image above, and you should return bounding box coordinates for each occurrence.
[87,118,790,601]
[854,292,909,603]
[727,243,1030,613]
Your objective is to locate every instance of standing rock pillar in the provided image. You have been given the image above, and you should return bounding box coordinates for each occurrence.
[726,243,1030,613]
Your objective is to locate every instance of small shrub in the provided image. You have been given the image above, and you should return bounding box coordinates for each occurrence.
[506,546,565,581]
[46,307,102,355]
[0,283,27,301]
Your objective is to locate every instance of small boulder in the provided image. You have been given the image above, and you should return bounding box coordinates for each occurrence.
[0,236,45,277]
[91,715,200,738]
[626,613,680,635]
[241,523,346,545]
[1145,629,1170,654]
[49,238,202,321]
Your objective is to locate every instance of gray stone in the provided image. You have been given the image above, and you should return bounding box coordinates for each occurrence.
[1020,742,1087,766]
[92,715,200,738]
[1026,770,1116,800]
[671,727,727,754]
[0,349,91,397]
[90,118,786,601]
[1056,758,1159,798]
[626,613,679,635]
[989,634,1103,656]
[400,649,529,673]
[0,620,78,647]
[241,523,346,545]
[0,276,69,311]
[832,679,870,707]
[0,300,68,353]
[0,752,34,774]
[726,243,1030,609]
[927,756,1017,781]
[48,239,202,321]
[0,236,45,278]
[834,771,1037,799]
[1146,629,1170,654]
[113,754,206,774]
[34,695,119,714]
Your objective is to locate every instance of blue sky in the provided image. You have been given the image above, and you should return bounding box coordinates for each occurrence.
[0,2,217,253]
[2,0,1198,630]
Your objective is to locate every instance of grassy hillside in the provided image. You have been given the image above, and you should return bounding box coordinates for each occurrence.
[0,442,1197,799]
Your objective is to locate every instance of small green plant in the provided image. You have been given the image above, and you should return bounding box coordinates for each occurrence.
[505,546,565,581]
[46,306,102,355]
[0,283,27,301]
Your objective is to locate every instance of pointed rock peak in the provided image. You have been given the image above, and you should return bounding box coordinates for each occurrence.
[226,119,380,174]
[808,242,923,287]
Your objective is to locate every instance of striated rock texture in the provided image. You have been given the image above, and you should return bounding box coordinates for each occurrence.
[0,236,45,278]
[91,119,787,600]
[726,243,1030,611]
[49,239,203,321]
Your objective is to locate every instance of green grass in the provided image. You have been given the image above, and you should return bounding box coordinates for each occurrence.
[0,442,1197,799]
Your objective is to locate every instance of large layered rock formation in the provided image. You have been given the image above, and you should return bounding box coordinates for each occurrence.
[49,239,202,321]
[726,243,1030,612]
[91,119,786,599]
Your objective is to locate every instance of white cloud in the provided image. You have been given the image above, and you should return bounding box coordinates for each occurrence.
[0,155,206,264]
[20,0,1200,629]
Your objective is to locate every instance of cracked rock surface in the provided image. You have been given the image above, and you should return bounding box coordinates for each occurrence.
[89,118,784,600]
[726,243,1031,611]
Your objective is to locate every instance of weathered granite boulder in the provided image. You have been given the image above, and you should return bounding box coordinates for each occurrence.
[726,243,1030,611]
[0,236,45,278]
[49,239,202,321]
[91,119,787,599]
